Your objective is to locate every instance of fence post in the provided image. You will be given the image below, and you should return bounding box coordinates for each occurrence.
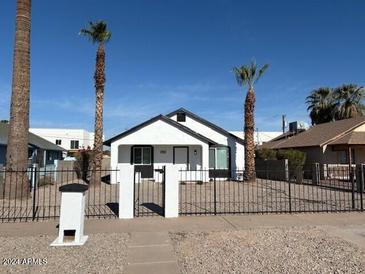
[164,165,179,218]
[213,168,217,215]
[356,164,364,211]
[288,176,292,213]
[118,165,134,219]
[162,166,166,210]
[312,163,320,185]
[32,164,38,221]
[350,167,355,210]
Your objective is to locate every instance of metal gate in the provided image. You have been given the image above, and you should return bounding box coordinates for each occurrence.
[134,166,165,217]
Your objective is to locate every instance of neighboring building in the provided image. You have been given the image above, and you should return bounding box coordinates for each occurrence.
[105,108,245,183]
[0,122,65,167]
[260,116,365,169]
[229,131,282,146]
[29,128,99,153]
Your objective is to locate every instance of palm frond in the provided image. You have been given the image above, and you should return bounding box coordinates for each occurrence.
[233,60,269,89]
[80,20,111,44]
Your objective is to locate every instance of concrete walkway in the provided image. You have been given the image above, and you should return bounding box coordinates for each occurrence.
[125,232,179,274]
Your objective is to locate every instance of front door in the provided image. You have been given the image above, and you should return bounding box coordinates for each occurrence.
[173,147,189,170]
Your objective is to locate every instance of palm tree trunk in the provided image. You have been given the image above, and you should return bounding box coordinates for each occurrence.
[244,88,256,181]
[2,0,31,199]
[91,43,105,185]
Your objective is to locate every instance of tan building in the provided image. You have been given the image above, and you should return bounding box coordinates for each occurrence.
[260,116,365,169]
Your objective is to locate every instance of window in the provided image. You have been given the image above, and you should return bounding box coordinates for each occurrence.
[177,113,186,122]
[133,146,152,165]
[55,139,62,145]
[209,146,229,169]
[70,140,79,149]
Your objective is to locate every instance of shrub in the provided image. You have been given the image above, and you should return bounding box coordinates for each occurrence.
[255,148,277,160]
[74,148,94,182]
[276,149,306,170]
[256,148,306,170]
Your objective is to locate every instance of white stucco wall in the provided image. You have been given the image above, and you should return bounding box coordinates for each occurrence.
[170,114,229,145]
[353,124,365,132]
[109,116,245,183]
[30,128,99,150]
[110,119,211,183]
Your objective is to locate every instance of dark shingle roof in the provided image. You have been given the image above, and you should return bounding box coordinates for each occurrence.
[328,132,365,145]
[0,123,65,151]
[260,116,365,149]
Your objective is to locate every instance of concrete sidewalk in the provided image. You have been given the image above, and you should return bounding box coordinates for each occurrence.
[1,213,364,237]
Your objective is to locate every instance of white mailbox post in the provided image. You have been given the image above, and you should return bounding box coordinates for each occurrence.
[51,183,88,246]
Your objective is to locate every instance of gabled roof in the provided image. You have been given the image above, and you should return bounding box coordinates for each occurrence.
[166,108,245,145]
[260,116,365,149]
[104,114,218,146]
[328,132,365,145]
[0,123,65,151]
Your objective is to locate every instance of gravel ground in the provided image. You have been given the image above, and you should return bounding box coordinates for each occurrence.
[0,233,129,274]
[170,227,365,274]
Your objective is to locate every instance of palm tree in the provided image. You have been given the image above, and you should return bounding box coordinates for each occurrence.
[332,84,365,120]
[306,87,334,125]
[4,0,32,199]
[80,21,111,184]
[233,61,269,181]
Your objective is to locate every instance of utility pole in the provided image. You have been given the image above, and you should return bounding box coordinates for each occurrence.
[282,115,286,133]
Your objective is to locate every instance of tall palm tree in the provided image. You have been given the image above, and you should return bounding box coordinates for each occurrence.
[306,87,334,125]
[332,84,365,120]
[233,61,269,181]
[80,21,111,184]
[4,0,32,199]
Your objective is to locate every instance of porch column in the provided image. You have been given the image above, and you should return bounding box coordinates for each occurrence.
[202,143,210,169]
[118,164,134,219]
[165,165,179,218]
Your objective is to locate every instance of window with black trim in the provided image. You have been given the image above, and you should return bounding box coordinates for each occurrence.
[177,113,186,122]
[55,139,62,145]
[70,140,79,149]
[133,146,152,165]
[209,146,229,169]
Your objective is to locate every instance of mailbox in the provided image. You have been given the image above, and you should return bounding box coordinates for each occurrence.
[51,183,88,246]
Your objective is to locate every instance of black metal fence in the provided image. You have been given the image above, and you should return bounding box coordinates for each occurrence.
[0,167,119,222]
[134,166,165,217]
[179,167,364,215]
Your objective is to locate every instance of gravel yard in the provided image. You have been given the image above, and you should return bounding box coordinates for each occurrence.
[170,227,365,274]
[0,233,129,274]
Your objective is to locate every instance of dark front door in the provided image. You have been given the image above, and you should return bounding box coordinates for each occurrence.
[132,146,153,178]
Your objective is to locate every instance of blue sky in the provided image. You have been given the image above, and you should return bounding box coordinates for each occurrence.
[0,0,364,138]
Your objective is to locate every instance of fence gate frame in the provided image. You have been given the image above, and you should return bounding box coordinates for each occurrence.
[133,166,165,217]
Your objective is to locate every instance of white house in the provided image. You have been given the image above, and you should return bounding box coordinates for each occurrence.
[104,108,245,183]
[29,128,98,153]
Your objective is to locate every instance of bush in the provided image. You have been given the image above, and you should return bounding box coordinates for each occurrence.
[74,148,94,182]
[255,148,277,160]
[256,148,306,170]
